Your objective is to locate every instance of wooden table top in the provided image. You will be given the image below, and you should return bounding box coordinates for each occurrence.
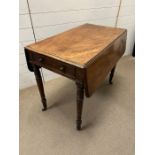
[26,24,126,68]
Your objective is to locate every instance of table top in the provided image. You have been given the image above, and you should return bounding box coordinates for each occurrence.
[26,24,126,68]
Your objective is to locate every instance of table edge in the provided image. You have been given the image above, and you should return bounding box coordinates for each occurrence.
[25,29,127,69]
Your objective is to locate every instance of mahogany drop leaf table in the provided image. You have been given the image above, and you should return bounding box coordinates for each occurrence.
[24,24,127,130]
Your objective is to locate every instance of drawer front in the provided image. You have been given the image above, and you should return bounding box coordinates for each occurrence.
[30,52,76,79]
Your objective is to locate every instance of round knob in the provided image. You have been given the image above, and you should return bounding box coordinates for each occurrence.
[38,58,43,62]
[59,66,65,72]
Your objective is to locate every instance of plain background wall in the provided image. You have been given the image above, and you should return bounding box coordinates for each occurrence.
[19,0,135,89]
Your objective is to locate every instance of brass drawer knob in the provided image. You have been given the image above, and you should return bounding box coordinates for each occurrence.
[59,66,65,72]
[38,58,44,62]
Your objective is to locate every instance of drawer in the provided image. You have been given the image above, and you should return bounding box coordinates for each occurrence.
[30,52,75,79]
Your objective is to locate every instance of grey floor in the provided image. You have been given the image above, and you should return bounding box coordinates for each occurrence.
[20,56,135,155]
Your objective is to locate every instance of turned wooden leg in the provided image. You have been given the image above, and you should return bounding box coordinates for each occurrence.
[33,65,47,111]
[76,81,84,130]
[109,66,116,84]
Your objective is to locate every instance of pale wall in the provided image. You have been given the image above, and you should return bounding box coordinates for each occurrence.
[19,0,135,89]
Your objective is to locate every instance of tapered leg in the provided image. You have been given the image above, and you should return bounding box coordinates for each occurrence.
[33,65,47,111]
[76,81,84,130]
[109,66,116,84]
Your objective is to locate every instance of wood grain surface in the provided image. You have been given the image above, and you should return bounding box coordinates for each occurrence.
[85,32,127,96]
[25,24,126,68]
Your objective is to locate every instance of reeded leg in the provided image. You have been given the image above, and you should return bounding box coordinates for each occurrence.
[33,65,47,111]
[76,81,84,130]
[109,66,116,84]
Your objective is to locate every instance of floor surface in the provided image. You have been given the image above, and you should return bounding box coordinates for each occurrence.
[20,56,135,155]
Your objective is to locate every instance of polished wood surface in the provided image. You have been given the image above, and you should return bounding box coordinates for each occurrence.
[24,24,127,130]
[85,32,126,96]
[76,81,84,130]
[26,24,126,68]
[109,66,116,84]
[29,50,76,80]
[33,65,47,111]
